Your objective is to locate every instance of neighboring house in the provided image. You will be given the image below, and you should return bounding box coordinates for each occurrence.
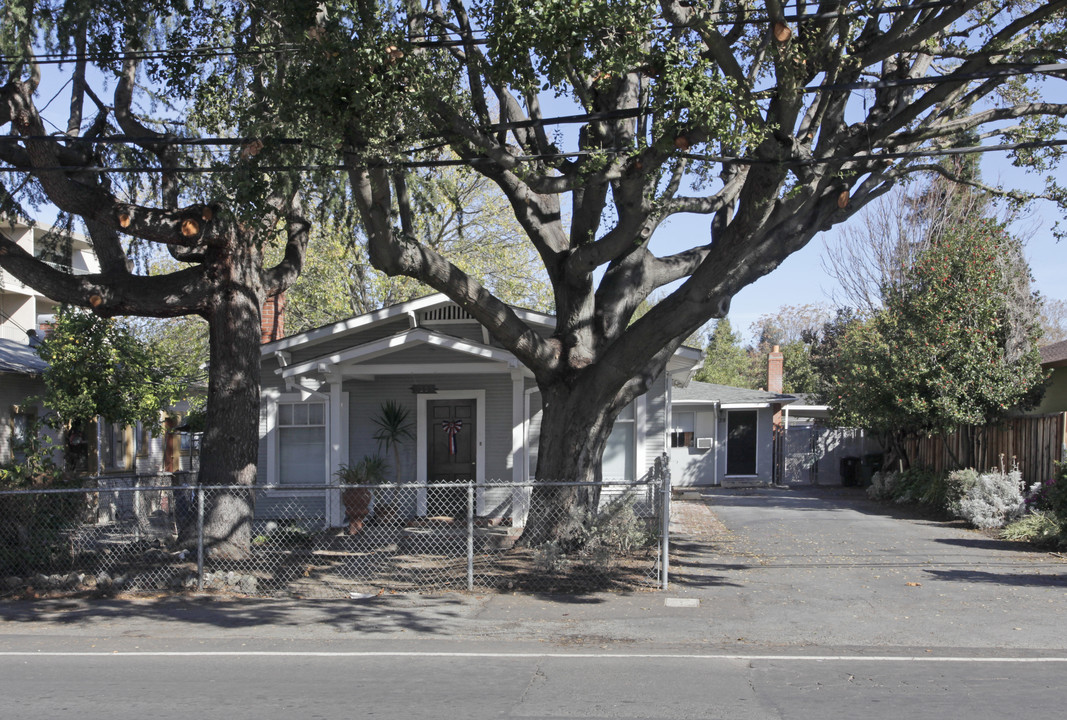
[1,220,98,466]
[0,338,52,464]
[92,410,198,478]
[258,294,702,527]
[1033,339,1067,415]
[1,219,194,478]
[667,380,796,487]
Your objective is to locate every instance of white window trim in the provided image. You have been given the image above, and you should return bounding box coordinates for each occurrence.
[599,395,646,482]
[265,391,342,497]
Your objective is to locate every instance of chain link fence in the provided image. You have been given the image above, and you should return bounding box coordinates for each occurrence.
[1,476,669,598]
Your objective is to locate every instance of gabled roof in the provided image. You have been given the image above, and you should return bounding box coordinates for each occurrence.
[1040,339,1067,368]
[262,293,556,355]
[278,327,516,379]
[673,380,795,407]
[0,338,47,376]
[266,292,703,377]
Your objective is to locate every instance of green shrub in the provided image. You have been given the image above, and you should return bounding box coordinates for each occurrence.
[868,469,945,507]
[1001,511,1067,549]
[945,469,979,512]
[866,471,896,501]
[948,467,1024,529]
[1026,471,1067,517]
[0,424,88,576]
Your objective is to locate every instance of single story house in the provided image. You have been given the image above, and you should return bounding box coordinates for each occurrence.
[1032,339,1067,415]
[667,380,796,487]
[257,294,702,527]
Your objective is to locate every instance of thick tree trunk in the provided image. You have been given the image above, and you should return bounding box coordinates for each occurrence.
[194,281,262,560]
[519,383,619,549]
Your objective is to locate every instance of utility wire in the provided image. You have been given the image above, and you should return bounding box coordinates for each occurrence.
[2,59,1064,152]
[0,1,982,65]
[1,137,1064,174]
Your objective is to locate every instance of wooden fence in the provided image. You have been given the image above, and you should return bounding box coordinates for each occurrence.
[901,412,1067,487]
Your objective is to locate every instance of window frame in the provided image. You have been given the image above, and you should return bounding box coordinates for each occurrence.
[598,396,646,483]
[10,406,37,461]
[265,392,331,497]
[100,421,128,471]
[670,410,696,449]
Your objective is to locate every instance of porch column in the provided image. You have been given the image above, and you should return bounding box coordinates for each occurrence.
[510,366,530,527]
[328,372,344,528]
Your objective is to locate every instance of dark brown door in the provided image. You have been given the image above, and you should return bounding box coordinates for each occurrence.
[427,399,475,517]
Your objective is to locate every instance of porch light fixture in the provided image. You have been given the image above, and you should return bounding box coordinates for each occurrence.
[410,383,438,394]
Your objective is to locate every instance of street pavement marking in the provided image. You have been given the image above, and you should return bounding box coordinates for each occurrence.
[2,651,1067,662]
[664,597,700,607]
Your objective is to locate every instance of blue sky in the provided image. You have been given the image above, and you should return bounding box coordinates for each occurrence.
[649,168,1067,344]
[21,35,1066,346]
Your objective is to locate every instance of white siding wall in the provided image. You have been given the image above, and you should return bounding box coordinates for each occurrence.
[669,408,718,486]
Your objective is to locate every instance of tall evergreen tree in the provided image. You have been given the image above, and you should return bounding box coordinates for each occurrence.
[695,319,753,388]
[823,218,1045,467]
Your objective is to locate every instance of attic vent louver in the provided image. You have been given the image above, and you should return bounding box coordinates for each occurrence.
[421,304,474,322]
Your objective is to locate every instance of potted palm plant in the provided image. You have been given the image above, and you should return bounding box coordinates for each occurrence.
[371,400,414,522]
[337,455,387,535]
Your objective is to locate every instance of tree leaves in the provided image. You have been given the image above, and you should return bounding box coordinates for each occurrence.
[36,306,186,433]
[822,216,1046,436]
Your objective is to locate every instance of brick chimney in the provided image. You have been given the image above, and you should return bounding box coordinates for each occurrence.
[768,344,784,428]
[767,344,783,394]
[261,292,286,344]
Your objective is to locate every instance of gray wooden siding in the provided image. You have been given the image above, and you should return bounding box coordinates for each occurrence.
[286,318,410,365]
[641,373,668,479]
[256,490,326,522]
[418,322,485,344]
[373,344,501,365]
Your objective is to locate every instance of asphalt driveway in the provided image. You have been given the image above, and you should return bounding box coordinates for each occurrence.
[668,485,1067,651]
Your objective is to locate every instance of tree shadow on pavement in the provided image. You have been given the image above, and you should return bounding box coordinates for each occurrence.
[923,568,1067,587]
[667,539,746,588]
[0,594,480,634]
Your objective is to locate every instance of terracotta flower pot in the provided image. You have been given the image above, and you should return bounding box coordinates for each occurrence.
[341,487,373,535]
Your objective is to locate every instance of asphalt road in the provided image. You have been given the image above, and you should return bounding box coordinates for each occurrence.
[2,648,1064,719]
[1,485,1065,719]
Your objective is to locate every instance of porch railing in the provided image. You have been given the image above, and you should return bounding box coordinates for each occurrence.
[0,477,670,598]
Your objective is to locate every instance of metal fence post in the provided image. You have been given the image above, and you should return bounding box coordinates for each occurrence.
[660,464,671,590]
[467,481,475,591]
[196,485,205,591]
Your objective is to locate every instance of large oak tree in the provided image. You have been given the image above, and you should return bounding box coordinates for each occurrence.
[272,0,1067,543]
[3,1,1066,549]
[0,2,309,558]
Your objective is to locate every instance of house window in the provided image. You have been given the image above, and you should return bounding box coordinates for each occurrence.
[602,403,635,481]
[277,401,327,486]
[726,410,758,476]
[671,411,695,448]
[101,422,127,470]
[136,421,151,458]
[11,407,36,460]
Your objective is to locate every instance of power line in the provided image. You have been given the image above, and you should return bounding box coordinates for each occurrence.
[3,56,1064,153]
[2,136,1064,174]
[813,62,1067,93]
[0,1,976,66]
